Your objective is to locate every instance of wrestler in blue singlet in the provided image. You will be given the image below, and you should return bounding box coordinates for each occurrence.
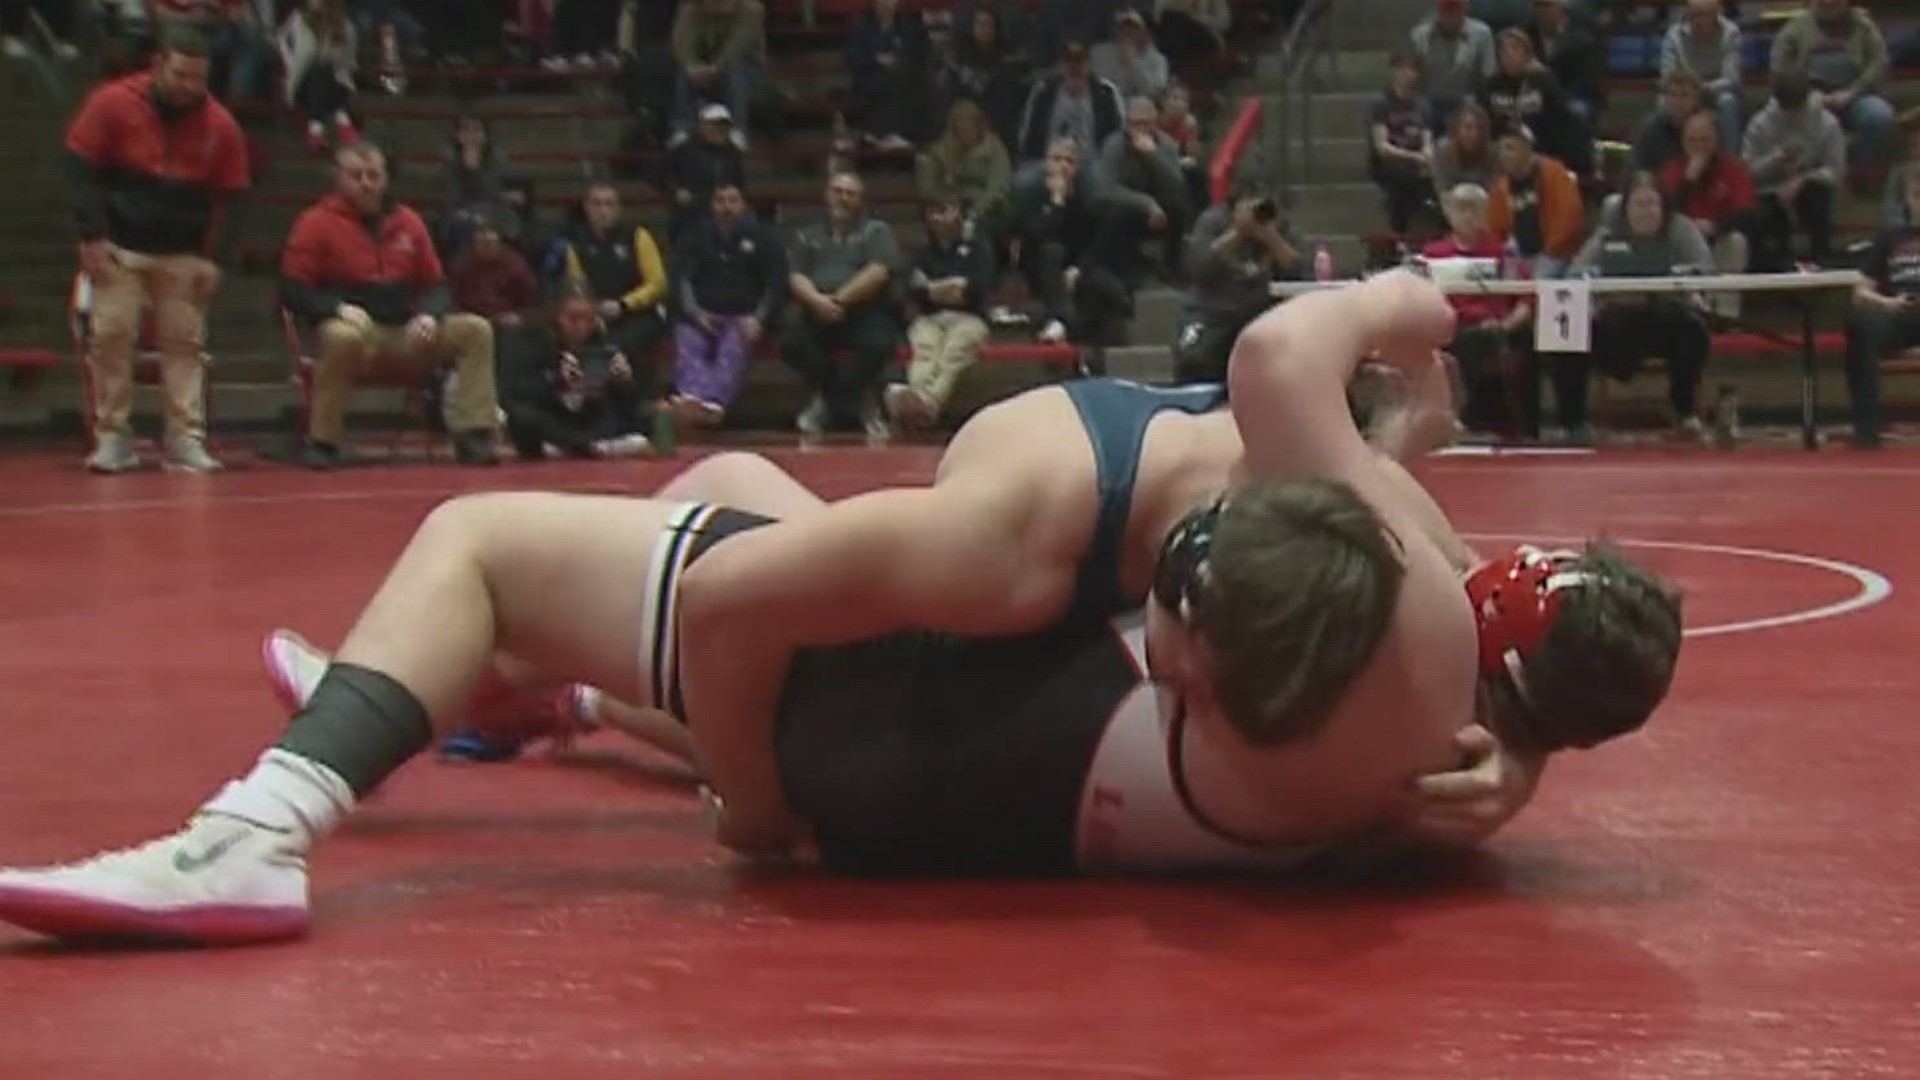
[1059,379,1228,620]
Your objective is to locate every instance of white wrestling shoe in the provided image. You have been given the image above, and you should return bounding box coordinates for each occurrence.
[0,813,309,945]
[262,628,329,712]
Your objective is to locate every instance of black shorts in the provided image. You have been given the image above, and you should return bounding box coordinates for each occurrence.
[638,502,778,720]
[648,502,1125,877]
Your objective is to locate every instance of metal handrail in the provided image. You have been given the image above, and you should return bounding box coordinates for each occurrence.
[1271,0,1337,209]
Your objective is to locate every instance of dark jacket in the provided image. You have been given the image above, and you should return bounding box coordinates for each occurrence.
[1015,75,1125,162]
[672,214,788,320]
[279,193,449,326]
[909,232,995,315]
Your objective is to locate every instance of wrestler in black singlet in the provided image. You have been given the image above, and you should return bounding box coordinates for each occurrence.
[666,380,1225,874]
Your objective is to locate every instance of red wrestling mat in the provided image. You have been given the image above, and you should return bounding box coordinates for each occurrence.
[0,447,1915,1079]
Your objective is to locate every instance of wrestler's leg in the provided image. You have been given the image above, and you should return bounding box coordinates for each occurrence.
[451,453,832,760]
[0,493,703,945]
[582,452,829,757]
[263,452,834,762]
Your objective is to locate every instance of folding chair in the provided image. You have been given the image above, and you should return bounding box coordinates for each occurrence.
[279,306,444,460]
[69,272,215,453]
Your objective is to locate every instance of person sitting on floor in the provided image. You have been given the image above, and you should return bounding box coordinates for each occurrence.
[500,286,654,461]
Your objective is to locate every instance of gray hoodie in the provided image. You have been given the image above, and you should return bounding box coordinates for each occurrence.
[1740,96,1846,195]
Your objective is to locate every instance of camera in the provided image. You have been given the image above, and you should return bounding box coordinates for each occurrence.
[1252,198,1278,223]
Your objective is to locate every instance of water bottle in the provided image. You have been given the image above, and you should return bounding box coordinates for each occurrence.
[1313,243,1335,282]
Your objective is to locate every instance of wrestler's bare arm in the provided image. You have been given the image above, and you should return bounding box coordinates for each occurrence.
[674,483,1076,852]
[1226,270,1457,499]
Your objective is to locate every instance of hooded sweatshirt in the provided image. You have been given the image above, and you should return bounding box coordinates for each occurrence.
[1740,95,1847,195]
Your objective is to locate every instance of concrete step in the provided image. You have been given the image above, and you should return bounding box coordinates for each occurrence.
[1254,49,1390,95]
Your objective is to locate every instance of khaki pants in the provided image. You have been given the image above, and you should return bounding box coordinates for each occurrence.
[309,313,498,443]
[88,247,218,442]
[905,310,988,414]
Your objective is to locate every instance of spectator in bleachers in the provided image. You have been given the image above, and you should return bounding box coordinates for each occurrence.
[563,182,670,369]
[1091,9,1169,103]
[671,0,765,149]
[1153,0,1230,69]
[1741,72,1843,268]
[1097,95,1191,274]
[276,0,360,156]
[1431,100,1498,198]
[1572,171,1716,441]
[848,0,932,150]
[450,215,541,331]
[1014,39,1127,165]
[1410,0,1497,132]
[1482,29,1589,176]
[1489,127,1584,277]
[1174,184,1304,385]
[279,142,500,469]
[1423,182,1542,439]
[1884,128,1920,227]
[1031,0,1130,64]
[1661,0,1745,154]
[884,194,996,430]
[548,0,624,70]
[1013,137,1134,348]
[1158,80,1209,214]
[1843,168,1920,449]
[941,4,1035,151]
[1370,51,1439,236]
[916,98,1015,243]
[1632,69,1704,172]
[66,25,247,475]
[1661,110,1756,309]
[1770,0,1894,171]
[441,115,516,257]
[152,0,274,102]
[667,181,787,431]
[654,103,748,244]
[781,172,902,439]
[501,285,654,460]
[1525,0,1600,127]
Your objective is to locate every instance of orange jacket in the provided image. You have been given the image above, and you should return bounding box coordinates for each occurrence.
[1489,156,1586,261]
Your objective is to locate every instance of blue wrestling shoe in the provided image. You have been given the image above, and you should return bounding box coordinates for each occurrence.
[437,730,528,762]
[437,685,602,763]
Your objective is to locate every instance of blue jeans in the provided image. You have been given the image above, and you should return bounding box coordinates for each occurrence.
[1840,93,1896,170]
[207,21,269,101]
[350,2,425,51]
[672,61,758,141]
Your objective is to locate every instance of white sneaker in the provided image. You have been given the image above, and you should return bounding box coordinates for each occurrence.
[163,436,224,473]
[591,433,654,458]
[1037,319,1068,344]
[262,629,329,713]
[85,433,140,474]
[0,813,310,945]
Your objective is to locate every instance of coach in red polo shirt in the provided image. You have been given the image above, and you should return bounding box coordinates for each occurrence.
[66,26,248,474]
[280,141,499,469]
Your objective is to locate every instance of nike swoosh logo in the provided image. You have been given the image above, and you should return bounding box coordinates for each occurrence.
[172,831,249,874]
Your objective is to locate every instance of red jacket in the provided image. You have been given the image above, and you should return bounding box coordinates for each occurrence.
[65,72,249,255]
[1659,152,1756,234]
[279,193,449,326]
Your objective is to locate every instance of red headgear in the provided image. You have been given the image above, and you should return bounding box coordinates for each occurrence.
[1464,545,1593,682]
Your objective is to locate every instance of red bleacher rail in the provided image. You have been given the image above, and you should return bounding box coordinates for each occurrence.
[1209,97,1262,206]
